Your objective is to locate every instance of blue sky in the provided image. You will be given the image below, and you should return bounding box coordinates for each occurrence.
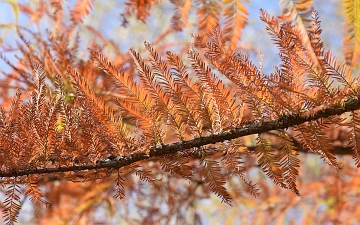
[0,0,346,75]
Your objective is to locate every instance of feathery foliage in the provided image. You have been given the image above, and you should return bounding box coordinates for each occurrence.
[0,0,359,224]
[343,0,360,66]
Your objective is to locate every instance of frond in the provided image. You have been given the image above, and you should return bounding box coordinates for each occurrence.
[188,48,222,132]
[121,0,160,25]
[7,89,22,128]
[67,67,133,155]
[24,179,50,205]
[255,135,286,188]
[222,0,248,50]
[50,0,63,14]
[135,167,156,183]
[278,131,300,195]
[189,45,236,126]
[70,0,94,24]
[130,47,184,141]
[89,49,150,112]
[207,54,279,118]
[213,77,242,128]
[160,156,193,179]
[279,0,313,23]
[194,0,221,46]
[343,0,360,66]
[145,42,194,140]
[295,121,339,168]
[200,155,232,205]
[89,49,153,135]
[67,68,121,133]
[220,143,259,197]
[32,63,48,117]
[0,90,26,171]
[166,51,211,134]
[323,50,357,96]
[87,133,106,164]
[279,0,319,67]
[346,111,360,167]
[114,171,126,200]
[266,11,322,111]
[170,0,192,31]
[204,27,286,118]
[260,9,335,104]
[307,10,323,58]
[305,12,352,103]
[2,181,22,225]
[206,26,227,60]
[129,49,163,112]
[20,64,51,167]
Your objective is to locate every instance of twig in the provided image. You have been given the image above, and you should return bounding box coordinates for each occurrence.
[0,96,359,178]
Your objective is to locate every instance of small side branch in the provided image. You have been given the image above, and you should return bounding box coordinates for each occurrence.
[1,96,359,178]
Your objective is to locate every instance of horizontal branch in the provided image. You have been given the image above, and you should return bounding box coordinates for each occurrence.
[1,96,359,178]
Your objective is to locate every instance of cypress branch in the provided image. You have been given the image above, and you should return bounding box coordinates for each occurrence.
[1,96,358,178]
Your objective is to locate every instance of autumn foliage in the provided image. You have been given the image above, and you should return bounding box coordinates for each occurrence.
[0,0,360,224]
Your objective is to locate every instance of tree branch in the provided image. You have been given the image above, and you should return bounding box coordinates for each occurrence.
[1,96,359,178]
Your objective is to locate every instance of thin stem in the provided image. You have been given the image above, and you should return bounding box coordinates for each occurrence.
[1,96,359,178]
